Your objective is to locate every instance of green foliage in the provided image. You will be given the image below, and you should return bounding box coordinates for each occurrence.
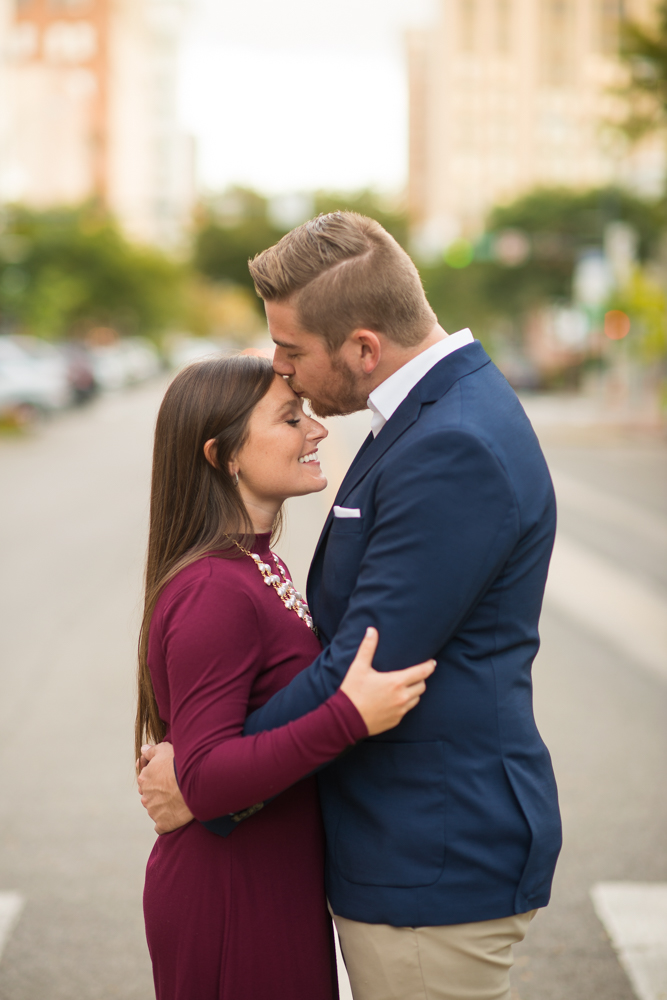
[419,186,664,337]
[617,2,667,142]
[612,268,667,363]
[0,204,187,339]
[487,186,661,315]
[312,190,409,248]
[191,187,409,313]
[489,186,661,253]
[193,188,284,296]
[420,261,500,342]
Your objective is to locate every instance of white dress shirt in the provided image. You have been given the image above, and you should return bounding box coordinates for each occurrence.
[367,329,474,437]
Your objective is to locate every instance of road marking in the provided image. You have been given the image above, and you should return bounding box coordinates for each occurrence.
[545,534,667,683]
[551,469,667,550]
[0,892,24,963]
[591,883,667,1000]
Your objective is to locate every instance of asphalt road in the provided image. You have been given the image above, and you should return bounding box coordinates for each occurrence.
[0,379,665,1000]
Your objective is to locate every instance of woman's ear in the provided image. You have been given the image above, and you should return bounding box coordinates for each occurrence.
[203,438,219,469]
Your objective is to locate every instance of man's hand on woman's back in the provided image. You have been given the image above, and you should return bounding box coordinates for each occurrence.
[137,742,194,834]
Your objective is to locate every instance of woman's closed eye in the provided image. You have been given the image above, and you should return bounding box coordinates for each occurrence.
[286,418,301,426]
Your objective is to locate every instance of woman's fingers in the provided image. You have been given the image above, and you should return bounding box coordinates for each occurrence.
[354,626,379,667]
[341,635,437,735]
[394,659,436,687]
[394,660,436,715]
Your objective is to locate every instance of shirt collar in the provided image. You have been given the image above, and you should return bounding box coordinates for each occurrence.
[367,329,474,437]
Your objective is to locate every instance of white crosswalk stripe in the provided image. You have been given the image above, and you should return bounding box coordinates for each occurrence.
[0,893,24,964]
[545,534,667,683]
[592,882,667,1000]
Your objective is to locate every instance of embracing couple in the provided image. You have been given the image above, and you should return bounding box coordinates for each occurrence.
[136,211,562,1000]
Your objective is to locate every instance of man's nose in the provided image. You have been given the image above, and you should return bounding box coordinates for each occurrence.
[272,348,294,376]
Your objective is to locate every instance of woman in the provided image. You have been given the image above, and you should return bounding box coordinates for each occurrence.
[137,355,434,1000]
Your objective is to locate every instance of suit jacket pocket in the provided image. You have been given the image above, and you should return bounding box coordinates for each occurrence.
[332,741,446,888]
[322,515,366,600]
[330,515,365,535]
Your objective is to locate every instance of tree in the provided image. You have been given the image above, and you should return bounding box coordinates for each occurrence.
[0,204,187,340]
[612,270,667,364]
[193,188,285,297]
[191,187,410,315]
[312,190,409,249]
[617,2,667,143]
[418,187,664,338]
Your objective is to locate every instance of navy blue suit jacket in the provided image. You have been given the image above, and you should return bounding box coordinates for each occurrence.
[245,342,562,927]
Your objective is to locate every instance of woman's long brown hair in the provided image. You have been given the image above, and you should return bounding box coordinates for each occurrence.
[135,354,278,760]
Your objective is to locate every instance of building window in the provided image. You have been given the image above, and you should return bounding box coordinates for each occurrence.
[460,0,476,53]
[497,0,512,53]
[8,21,38,60]
[598,0,621,54]
[541,0,573,86]
[49,0,93,9]
[43,20,97,63]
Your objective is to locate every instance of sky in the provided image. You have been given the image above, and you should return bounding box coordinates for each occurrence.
[179,0,438,196]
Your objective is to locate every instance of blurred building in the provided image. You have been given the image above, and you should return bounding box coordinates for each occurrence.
[0,0,194,245]
[408,0,665,248]
[0,0,12,187]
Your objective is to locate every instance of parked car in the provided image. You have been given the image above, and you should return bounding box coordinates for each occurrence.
[58,342,98,405]
[118,337,163,384]
[166,336,229,370]
[0,335,71,420]
[88,336,162,391]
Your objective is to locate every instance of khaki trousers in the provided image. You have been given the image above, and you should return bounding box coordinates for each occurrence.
[332,909,536,1000]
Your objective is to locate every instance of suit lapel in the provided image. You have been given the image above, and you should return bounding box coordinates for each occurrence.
[308,341,492,592]
[334,393,421,506]
[334,342,491,505]
[309,386,423,582]
[309,431,374,573]
[337,430,374,492]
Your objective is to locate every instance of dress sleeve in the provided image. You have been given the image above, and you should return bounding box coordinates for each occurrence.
[159,564,367,822]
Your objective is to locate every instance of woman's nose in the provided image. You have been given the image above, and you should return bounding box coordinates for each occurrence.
[308,418,328,443]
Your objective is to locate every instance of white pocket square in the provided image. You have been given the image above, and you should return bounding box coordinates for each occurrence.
[333,506,361,519]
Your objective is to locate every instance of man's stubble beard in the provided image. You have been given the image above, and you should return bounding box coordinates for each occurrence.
[288,355,369,419]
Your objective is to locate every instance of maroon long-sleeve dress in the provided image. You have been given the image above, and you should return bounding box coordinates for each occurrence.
[143,533,366,1000]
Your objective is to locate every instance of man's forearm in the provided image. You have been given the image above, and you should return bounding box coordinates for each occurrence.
[244,644,344,735]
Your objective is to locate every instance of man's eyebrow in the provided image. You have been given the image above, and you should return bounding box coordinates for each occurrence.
[272,339,300,350]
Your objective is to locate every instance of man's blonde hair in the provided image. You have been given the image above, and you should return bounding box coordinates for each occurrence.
[248,212,436,351]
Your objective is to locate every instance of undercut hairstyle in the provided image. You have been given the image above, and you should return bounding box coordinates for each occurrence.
[248,211,436,351]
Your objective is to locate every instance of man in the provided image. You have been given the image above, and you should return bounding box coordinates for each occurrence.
[140,212,561,1000]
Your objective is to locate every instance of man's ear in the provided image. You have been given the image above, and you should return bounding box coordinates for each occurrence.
[347,329,382,374]
[203,438,219,469]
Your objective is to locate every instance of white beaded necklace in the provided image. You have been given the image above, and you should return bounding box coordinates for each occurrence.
[227,537,316,632]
